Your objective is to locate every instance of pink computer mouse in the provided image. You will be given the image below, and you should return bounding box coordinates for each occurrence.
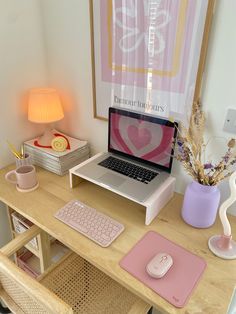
[146,253,173,279]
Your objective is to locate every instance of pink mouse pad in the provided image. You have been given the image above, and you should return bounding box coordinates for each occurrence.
[119,231,206,308]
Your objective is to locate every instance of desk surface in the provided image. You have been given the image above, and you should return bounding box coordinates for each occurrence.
[0,165,235,314]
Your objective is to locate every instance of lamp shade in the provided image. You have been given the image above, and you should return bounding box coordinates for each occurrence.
[28,88,64,123]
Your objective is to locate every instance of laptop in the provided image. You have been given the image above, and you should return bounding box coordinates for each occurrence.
[76,107,178,202]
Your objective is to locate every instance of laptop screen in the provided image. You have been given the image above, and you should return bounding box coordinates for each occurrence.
[108,108,177,173]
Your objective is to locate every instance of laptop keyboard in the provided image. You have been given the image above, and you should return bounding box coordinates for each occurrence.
[98,156,158,184]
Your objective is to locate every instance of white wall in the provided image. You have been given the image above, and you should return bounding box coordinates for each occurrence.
[41,0,236,215]
[0,0,48,168]
[41,0,107,154]
[202,0,236,214]
[0,0,48,246]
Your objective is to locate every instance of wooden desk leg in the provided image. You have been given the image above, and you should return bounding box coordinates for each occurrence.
[5,206,17,263]
[5,206,14,241]
[37,231,51,273]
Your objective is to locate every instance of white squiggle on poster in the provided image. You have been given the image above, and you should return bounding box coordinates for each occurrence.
[114,0,171,55]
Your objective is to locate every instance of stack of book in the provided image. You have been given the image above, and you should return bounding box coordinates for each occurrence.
[24,132,89,175]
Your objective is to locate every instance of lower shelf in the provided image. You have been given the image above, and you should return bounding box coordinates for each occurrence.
[17,241,69,278]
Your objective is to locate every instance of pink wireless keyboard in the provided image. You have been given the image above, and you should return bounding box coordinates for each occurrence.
[54,200,125,247]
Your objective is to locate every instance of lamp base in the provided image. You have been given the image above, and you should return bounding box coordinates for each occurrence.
[37,126,55,146]
[208,235,236,260]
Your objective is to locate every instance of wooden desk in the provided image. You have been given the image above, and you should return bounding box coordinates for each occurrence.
[0,165,235,314]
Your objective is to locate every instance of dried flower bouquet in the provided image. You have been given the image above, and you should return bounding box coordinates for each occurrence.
[175,102,236,186]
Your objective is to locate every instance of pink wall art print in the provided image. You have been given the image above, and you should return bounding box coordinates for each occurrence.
[91,0,214,120]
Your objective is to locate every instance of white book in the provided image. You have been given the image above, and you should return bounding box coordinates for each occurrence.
[29,150,89,169]
[25,145,89,164]
[29,154,89,175]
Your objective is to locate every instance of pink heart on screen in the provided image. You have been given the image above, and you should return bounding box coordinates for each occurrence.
[127,125,151,150]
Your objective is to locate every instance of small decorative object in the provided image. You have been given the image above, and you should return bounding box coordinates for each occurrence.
[28,88,64,146]
[34,133,70,150]
[175,101,236,228]
[51,136,67,152]
[15,153,32,168]
[208,171,236,259]
[7,142,32,168]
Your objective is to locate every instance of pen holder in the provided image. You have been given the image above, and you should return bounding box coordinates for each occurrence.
[15,153,32,168]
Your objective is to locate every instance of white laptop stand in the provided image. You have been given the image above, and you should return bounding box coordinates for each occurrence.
[69,153,176,225]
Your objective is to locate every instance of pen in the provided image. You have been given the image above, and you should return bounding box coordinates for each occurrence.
[7,141,22,159]
[21,144,25,158]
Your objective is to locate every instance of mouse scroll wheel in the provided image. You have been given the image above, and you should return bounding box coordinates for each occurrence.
[160,256,168,262]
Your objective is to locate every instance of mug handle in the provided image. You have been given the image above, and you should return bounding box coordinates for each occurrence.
[5,170,17,184]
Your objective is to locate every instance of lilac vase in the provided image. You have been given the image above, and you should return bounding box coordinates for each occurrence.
[181,181,220,228]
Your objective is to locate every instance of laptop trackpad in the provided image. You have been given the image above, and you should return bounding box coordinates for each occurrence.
[98,173,125,188]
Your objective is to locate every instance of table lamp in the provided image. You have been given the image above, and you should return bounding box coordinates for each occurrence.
[28,88,64,146]
[208,171,236,259]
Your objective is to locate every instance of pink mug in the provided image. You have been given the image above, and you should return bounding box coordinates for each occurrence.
[5,165,38,191]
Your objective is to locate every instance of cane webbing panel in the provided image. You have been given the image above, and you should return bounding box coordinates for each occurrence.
[0,252,147,313]
[0,272,47,313]
[40,253,140,314]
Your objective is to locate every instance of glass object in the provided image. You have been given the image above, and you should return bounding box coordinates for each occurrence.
[15,153,32,168]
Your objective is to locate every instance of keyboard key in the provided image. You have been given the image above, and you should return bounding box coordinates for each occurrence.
[54,200,125,247]
[98,156,158,184]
